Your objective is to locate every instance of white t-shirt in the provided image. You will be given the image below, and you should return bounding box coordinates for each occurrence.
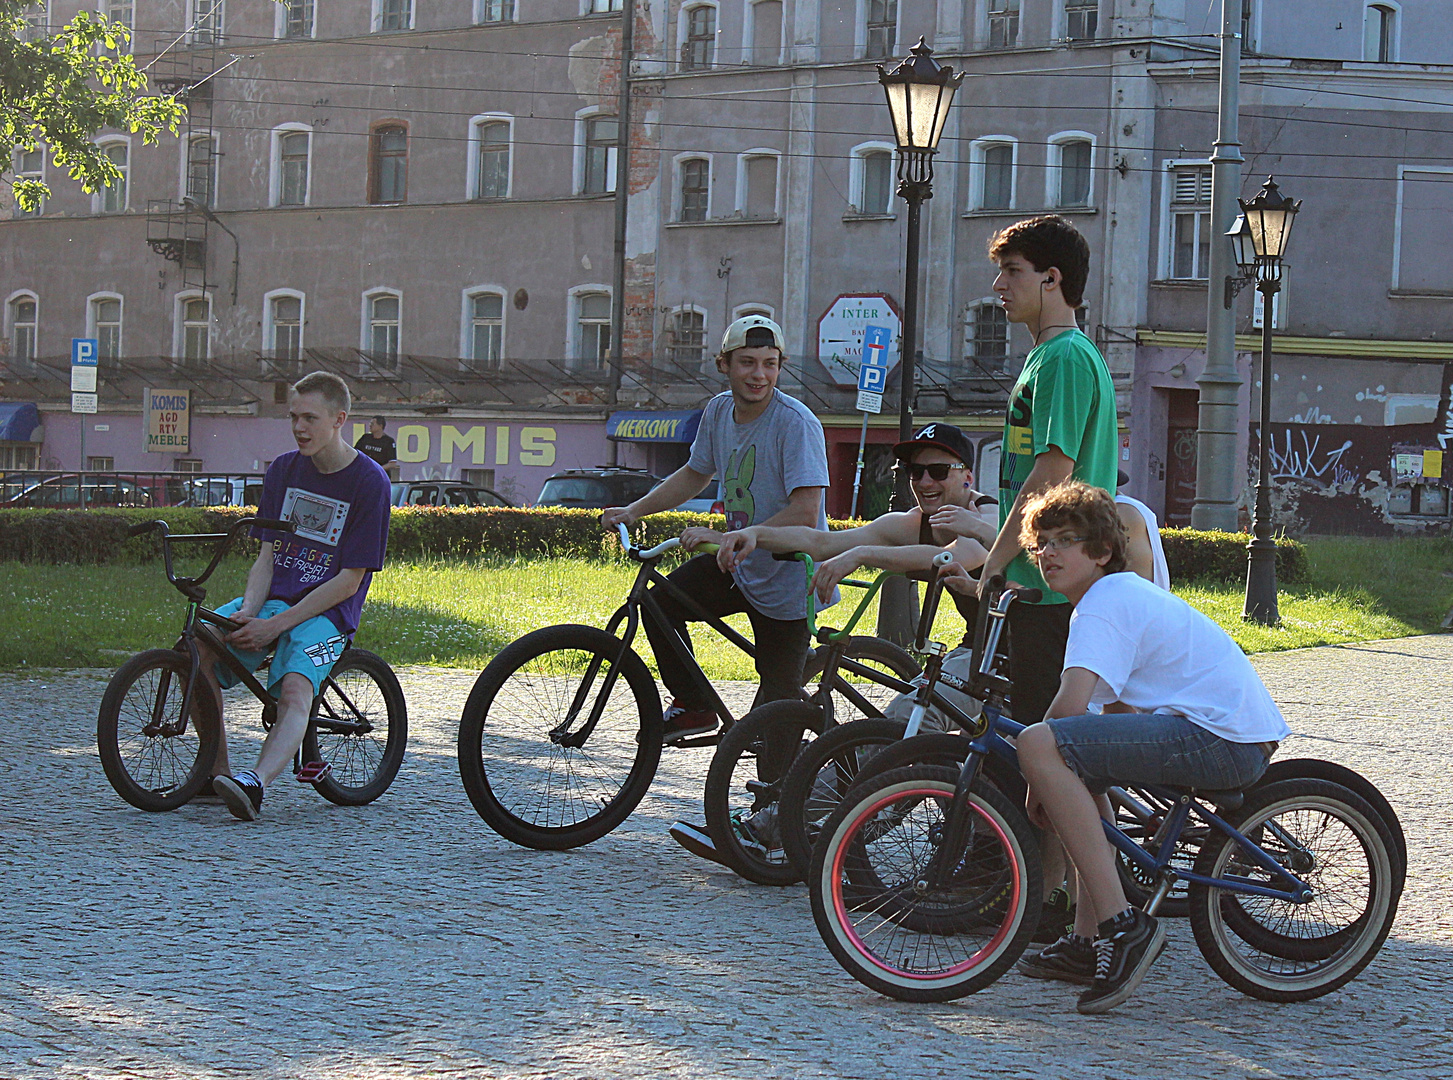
[1115,494,1170,590]
[1063,572,1290,744]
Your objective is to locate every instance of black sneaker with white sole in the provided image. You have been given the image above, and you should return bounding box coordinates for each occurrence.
[1076,908,1166,1014]
[213,773,264,822]
[668,821,729,866]
[1016,932,1097,986]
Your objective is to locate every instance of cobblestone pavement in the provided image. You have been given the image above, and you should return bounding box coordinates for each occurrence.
[2,635,1451,1079]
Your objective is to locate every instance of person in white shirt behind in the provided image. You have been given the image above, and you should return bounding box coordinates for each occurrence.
[942,480,1289,1015]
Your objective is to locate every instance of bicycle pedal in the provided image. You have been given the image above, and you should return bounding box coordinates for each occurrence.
[296,760,332,784]
[671,734,722,749]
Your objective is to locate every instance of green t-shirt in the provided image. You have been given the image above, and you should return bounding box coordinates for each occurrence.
[998,328,1119,603]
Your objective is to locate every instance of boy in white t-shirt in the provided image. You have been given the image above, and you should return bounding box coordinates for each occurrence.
[1004,481,1289,1014]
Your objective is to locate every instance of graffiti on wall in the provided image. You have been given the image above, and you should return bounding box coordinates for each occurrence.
[1267,430,1357,487]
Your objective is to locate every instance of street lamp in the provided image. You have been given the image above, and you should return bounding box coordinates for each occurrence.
[1240,176,1301,625]
[875,37,963,644]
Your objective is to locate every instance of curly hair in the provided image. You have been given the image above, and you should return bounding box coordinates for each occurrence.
[987,214,1091,308]
[1019,480,1127,575]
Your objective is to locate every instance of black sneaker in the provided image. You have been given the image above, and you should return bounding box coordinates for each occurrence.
[1076,908,1167,1014]
[1017,933,1097,986]
[1031,886,1077,944]
[668,821,729,866]
[213,774,264,822]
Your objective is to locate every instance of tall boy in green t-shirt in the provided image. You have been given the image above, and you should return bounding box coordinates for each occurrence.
[976,215,1119,727]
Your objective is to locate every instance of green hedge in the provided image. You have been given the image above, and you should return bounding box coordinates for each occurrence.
[0,507,1304,584]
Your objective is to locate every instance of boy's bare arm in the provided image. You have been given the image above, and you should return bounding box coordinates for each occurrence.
[979,446,1074,595]
[716,511,920,572]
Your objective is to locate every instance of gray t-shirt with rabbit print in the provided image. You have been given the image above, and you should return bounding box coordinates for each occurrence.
[688,388,831,620]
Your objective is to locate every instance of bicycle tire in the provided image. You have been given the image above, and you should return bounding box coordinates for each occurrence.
[457,624,663,850]
[97,649,221,812]
[303,649,408,806]
[1187,778,1398,1002]
[809,765,1042,1002]
[846,731,1028,807]
[702,699,827,885]
[801,637,919,725]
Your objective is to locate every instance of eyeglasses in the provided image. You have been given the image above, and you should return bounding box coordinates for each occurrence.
[1026,535,1086,558]
[896,462,967,481]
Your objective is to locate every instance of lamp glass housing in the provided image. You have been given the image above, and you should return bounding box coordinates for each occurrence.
[879,39,962,154]
[1227,214,1257,273]
[1238,176,1301,262]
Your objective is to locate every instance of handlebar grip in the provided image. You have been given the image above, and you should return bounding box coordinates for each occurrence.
[251,518,295,533]
[987,573,1006,592]
[127,520,165,538]
[1016,588,1043,605]
[771,551,800,562]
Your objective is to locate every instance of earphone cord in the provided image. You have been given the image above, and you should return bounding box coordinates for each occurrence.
[1034,324,1079,345]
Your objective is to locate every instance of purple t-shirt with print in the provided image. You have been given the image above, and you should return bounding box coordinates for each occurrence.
[253,450,391,635]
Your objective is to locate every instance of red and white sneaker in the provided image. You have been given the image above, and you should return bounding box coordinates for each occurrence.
[661,699,719,744]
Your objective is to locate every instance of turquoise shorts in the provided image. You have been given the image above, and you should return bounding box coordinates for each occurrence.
[213,597,349,696]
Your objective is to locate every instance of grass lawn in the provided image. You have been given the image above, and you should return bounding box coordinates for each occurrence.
[1,535,1446,677]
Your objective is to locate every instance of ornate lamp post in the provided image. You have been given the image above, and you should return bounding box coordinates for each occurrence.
[1239,176,1301,625]
[874,38,964,644]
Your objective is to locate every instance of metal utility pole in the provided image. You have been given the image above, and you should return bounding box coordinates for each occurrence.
[605,0,635,465]
[1191,0,1245,531]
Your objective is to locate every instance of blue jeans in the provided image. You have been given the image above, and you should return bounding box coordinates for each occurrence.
[1042,712,1271,793]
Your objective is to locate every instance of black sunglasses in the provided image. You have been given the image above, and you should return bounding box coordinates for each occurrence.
[895,462,967,481]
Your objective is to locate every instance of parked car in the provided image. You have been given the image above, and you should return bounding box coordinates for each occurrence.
[1,475,153,509]
[535,468,661,509]
[174,477,266,507]
[675,478,723,515]
[390,481,513,508]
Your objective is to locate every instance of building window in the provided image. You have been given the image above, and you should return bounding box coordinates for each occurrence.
[88,456,115,471]
[8,296,38,361]
[680,158,709,222]
[98,140,128,213]
[369,124,408,203]
[1240,0,1257,54]
[185,135,216,208]
[987,0,1018,49]
[102,0,133,46]
[14,148,43,217]
[475,120,510,199]
[583,115,618,194]
[276,128,310,206]
[181,296,210,363]
[269,294,303,360]
[854,148,894,215]
[1167,163,1212,279]
[682,5,716,70]
[476,0,513,23]
[589,0,622,11]
[467,292,504,370]
[749,0,782,64]
[865,0,896,60]
[1051,137,1093,207]
[367,293,401,363]
[174,458,204,473]
[20,1,49,42]
[1366,4,1398,62]
[741,154,778,218]
[966,301,1009,372]
[375,0,412,32]
[0,444,38,470]
[971,140,1015,210]
[667,309,706,367]
[1064,0,1097,41]
[189,0,223,43]
[281,0,313,38]
[91,296,123,362]
[574,292,611,371]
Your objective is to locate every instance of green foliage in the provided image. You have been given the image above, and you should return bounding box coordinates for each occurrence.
[2,4,183,211]
[1160,527,1308,585]
[0,507,254,564]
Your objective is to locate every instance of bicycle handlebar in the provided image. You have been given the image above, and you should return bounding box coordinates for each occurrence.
[912,550,958,653]
[131,515,297,594]
[614,522,718,561]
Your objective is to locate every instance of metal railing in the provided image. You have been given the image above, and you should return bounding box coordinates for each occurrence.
[0,471,265,510]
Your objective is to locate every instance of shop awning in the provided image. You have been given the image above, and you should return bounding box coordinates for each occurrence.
[607,409,703,443]
[0,402,41,442]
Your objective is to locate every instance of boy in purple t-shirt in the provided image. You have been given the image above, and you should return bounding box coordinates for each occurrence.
[206,372,390,822]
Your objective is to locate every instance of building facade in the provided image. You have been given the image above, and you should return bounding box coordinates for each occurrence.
[4,0,1451,527]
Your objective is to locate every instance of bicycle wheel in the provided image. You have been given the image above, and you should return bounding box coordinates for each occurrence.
[303,649,408,806]
[846,731,1028,807]
[457,624,663,850]
[810,765,1042,1002]
[802,637,919,725]
[97,649,221,812]
[1187,779,1398,1002]
[702,699,827,885]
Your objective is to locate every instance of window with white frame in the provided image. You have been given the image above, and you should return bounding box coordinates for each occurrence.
[682,4,716,70]
[1166,163,1212,279]
[589,0,622,11]
[178,294,211,364]
[20,1,48,42]
[1064,0,1097,41]
[970,138,1016,210]
[1365,3,1398,62]
[582,114,618,194]
[274,126,310,206]
[279,0,313,38]
[851,146,895,215]
[748,0,782,64]
[101,0,133,48]
[667,309,707,366]
[987,0,1019,49]
[90,295,123,363]
[733,303,774,320]
[97,139,129,213]
[88,456,115,471]
[680,157,710,221]
[189,0,223,44]
[573,292,611,371]
[14,148,44,217]
[476,0,513,23]
[473,118,511,199]
[369,123,408,203]
[375,0,412,32]
[185,134,216,208]
[8,294,38,361]
[965,301,1009,373]
[864,0,896,60]
[0,444,38,470]
[466,291,505,370]
[365,292,401,363]
[267,293,304,360]
[740,153,778,218]
[1050,135,1093,207]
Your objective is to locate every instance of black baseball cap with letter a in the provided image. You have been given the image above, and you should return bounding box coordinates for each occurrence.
[893,423,975,467]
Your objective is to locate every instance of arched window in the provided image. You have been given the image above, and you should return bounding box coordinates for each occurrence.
[88,293,123,364]
[678,156,710,222]
[469,116,512,199]
[666,307,707,367]
[737,151,780,218]
[850,143,895,216]
[746,0,782,65]
[264,290,305,361]
[1365,3,1399,62]
[184,134,217,207]
[681,4,717,70]
[579,112,618,194]
[969,137,1017,210]
[363,290,402,364]
[7,293,38,362]
[1048,133,1095,208]
[571,289,612,371]
[369,123,408,204]
[463,290,505,370]
[273,126,311,207]
[95,138,129,214]
[175,292,212,365]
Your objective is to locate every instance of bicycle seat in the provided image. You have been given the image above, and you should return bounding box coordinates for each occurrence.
[1166,786,1244,812]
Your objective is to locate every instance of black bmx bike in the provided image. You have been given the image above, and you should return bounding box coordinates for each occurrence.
[97,517,408,811]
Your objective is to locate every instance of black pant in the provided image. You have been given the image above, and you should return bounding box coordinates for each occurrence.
[1006,600,1072,724]
[643,554,811,716]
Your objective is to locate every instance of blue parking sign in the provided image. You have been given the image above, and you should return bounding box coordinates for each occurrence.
[72,338,99,366]
[857,363,887,393]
